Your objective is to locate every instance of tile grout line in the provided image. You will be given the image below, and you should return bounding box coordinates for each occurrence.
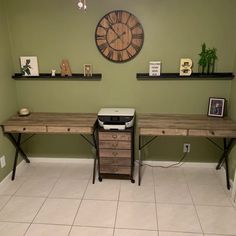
[112,180,121,236]
[22,164,67,236]
[212,168,235,207]
[183,168,204,235]
[3,162,236,235]
[67,173,92,236]
[152,166,159,235]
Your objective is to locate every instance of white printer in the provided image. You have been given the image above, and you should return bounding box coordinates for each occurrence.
[98,108,135,130]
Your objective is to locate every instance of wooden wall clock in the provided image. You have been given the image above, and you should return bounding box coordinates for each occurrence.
[95,10,144,63]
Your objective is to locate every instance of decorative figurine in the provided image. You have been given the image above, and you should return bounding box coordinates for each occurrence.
[60,59,72,76]
[51,69,56,77]
[84,64,92,76]
[179,58,193,76]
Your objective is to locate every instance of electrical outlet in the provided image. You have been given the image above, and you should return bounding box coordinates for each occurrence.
[183,144,191,153]
[0,155,6,168]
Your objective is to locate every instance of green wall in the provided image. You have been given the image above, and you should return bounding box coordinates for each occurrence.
[2,0,236,179]
[229,51,236,179]
[0,0,18,181]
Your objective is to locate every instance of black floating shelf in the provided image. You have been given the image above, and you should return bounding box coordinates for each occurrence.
[12,73,102,81]
[136,72,234,80]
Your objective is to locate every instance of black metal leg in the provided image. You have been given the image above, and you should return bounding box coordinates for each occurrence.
[7,133,30,163]
[138,135,142,186]
[130,126,135,183]
[216,151,226,170]
[216,138,227,170]
[216,138,234,190]
[12,134,22,180]
[224,149,230,189]
[91,132,97,184]
[92,154,97,184]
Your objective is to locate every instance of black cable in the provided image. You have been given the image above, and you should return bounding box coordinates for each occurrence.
[136,150,189,169]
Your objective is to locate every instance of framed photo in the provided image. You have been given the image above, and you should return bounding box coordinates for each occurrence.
[208,97,225,117]
[20,56,39,76]
[149,61,161,76]
[84,64,92,77]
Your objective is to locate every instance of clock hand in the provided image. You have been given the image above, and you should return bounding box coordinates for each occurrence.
[117,31,126,43]
[109,31,126,44]
[107,23,121,39]
[109,35,120,44]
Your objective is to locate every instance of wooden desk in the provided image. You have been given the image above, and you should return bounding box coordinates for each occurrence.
[1,112,98,182]
[138,114,236,189]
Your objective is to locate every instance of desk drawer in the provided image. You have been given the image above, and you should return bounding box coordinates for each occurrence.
[99,132,131,141]
[47,126,92,134]
[100,165,130,175]
[99,149,131,158]
[100,157,131,166]
[189,129,236,137]
[139,128,187,136]
[99,140,131,149]
[4,125,46,133]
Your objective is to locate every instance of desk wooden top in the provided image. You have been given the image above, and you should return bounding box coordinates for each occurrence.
[138,114,236,138]
[2,112,97,134]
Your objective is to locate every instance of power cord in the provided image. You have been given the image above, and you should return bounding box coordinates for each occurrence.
[136,146,189,169]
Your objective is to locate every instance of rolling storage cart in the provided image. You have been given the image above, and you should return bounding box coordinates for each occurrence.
[97,108,135,183]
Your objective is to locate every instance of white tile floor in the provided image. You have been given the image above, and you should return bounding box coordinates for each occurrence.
[0,161,235,236]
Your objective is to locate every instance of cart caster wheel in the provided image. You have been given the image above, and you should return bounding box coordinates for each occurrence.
[131,179,135,184]
[98,176,102,182]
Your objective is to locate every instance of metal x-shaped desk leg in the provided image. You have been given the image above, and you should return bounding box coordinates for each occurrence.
[216,138,235,190]
[6,133,30,180]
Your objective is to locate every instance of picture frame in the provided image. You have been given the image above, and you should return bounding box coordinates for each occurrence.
[20,56,39,76]
[149,61,161,76]
[84,64,92,77]
[208,97,225,117]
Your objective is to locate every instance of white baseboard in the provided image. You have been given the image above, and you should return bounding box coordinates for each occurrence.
[0,160,25,185]
[232,169,236,203]
[0,157,234,191]
[28,157,94,164]
[28,158,217,168]
[141,160,218,168]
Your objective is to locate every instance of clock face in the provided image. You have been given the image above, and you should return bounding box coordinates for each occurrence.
[95,10,144,63]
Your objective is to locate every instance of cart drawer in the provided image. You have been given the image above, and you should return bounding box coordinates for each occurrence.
[100,157,131,166]
[99,132,131,141]
[100,165,131,175]
[99,149,131,158]
[99,140,131,149]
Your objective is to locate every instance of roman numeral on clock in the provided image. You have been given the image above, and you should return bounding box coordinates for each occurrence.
[107,49,114,60]
[130,22,141,31]
[115,11,123,23]
[117,51,122,61]
[98,42,109,52]
[96,34,106,41]
[126,49,133,58]
[132,33,143,39]
[105,14,115,26]
[98,24,108,31]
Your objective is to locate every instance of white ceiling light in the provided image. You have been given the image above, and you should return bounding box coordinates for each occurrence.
[78,0,87,11]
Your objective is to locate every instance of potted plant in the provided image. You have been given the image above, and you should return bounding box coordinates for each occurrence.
[198,43,217,74]
[198,43,207,74]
